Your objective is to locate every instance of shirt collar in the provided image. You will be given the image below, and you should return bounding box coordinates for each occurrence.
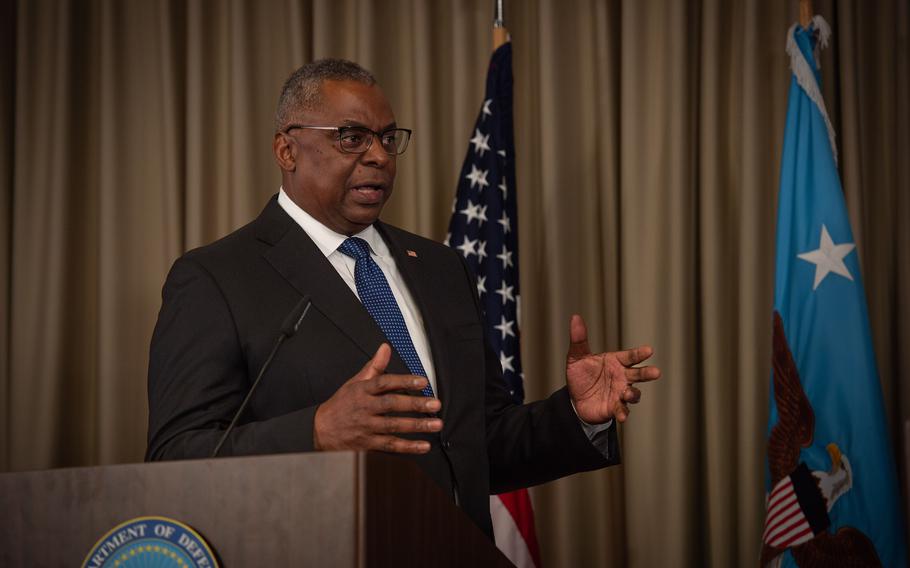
[277,187,389,258]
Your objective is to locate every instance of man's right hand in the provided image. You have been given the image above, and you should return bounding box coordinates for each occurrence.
[313,343,443,454]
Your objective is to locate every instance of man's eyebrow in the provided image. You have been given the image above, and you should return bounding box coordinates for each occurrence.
[339,119,398,130]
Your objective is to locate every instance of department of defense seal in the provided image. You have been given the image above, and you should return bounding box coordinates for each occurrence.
[81,516,219,568]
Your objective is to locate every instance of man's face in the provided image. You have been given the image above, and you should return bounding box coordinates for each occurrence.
[280,80,398,235]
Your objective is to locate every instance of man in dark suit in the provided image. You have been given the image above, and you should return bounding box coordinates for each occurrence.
[146,59,660,538]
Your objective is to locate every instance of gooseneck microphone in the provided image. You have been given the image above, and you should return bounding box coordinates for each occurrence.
[211,295,312,458]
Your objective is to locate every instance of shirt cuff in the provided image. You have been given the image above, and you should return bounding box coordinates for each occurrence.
[570,400,614,458]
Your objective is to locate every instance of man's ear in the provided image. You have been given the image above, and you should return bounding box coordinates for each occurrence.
[273,132,296,172]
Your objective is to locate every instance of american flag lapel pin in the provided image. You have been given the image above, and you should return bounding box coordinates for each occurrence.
[406,249,418,258]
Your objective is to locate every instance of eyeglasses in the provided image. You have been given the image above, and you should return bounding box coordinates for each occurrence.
[283,124,412,155]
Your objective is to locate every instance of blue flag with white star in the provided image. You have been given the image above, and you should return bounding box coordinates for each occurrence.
[446,43,523,403]
[761,18,907,567]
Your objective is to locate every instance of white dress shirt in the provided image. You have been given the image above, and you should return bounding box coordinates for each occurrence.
[277,188,439,395]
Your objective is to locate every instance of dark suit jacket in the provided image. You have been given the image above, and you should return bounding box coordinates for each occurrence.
[146,195,618,537]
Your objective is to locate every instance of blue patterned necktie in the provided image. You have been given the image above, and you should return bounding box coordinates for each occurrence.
[338,237,434,397]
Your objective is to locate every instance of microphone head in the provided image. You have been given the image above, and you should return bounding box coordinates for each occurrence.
[280,295,312,337]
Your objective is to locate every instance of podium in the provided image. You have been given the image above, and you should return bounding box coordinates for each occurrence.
[1,451,513,566]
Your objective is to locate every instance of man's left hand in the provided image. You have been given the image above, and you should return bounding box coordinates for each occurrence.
[565,314,661,425]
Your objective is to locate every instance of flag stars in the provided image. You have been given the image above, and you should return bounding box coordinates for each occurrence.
[495,281,515,305]
[498,211,511,233]
[482,98,493,119]
[497,244,513,269]
[500,352,515,373]
[446,70,525,391]
[460,200,482,224]
[470,129,491,157]
[797,224,856,290]
[466,164,490,190]
[457,236,478,258]
[494,316,516,340]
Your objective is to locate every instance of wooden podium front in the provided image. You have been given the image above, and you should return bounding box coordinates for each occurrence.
[0,451,513,567]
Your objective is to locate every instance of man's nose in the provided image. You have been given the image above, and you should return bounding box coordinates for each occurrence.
[360,134,392,167]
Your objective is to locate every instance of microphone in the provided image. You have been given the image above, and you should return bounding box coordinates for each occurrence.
[211,295,312,458]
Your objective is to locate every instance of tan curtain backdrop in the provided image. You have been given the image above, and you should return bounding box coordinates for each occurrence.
[2,1,907,566]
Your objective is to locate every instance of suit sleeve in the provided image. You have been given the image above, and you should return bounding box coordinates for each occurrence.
[484,351,620,493]
[450,255,621,493]
[146,256,318,460]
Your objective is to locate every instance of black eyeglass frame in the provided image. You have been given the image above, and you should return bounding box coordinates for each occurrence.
[282,124,412,155]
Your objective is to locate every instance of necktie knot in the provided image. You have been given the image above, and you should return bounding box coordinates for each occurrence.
[338,237,371,261]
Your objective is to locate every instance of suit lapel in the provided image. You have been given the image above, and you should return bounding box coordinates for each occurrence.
[377,222,454,414]
[255,198,409,374]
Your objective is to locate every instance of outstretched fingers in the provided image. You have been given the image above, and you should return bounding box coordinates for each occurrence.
[367,373,433,396]
[370,392,441,415]
[614,400,631,423]
[314,342,445,454]
[622,386,642,404]
[623,364,661,384]
[370,435,433,454]
[615,345,655,367]
[371,415,443,435]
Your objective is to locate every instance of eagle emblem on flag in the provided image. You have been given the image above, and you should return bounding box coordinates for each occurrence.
[761,312,882,568]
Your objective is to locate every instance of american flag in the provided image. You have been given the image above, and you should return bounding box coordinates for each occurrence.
[445,42,541,568]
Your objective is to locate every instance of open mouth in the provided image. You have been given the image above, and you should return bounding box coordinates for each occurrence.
[349,184,386,204]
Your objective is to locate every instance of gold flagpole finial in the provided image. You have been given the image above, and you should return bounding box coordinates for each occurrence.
[799,0,813,28]
[492,0,509,50]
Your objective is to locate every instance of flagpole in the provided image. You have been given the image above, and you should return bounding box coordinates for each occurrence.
[493,0,508,49]
[799,0,812,28]
[478,3,542,567]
